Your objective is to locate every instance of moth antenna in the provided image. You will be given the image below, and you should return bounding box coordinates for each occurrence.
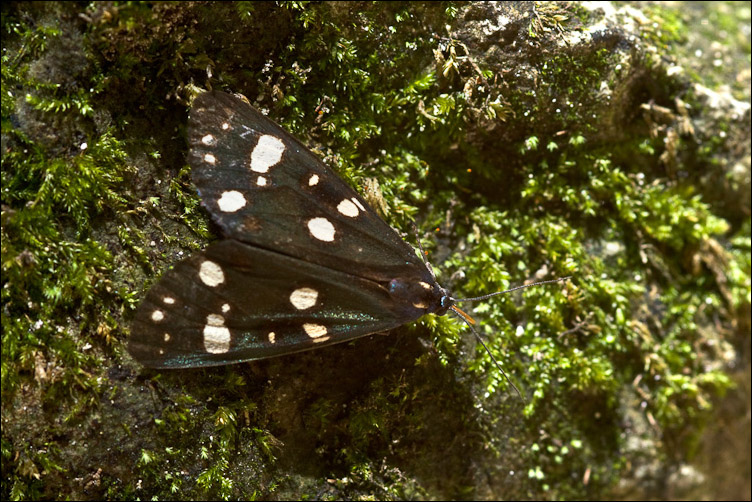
[454,277,571,303]
[409,220,438,282]
[450,306,524,401]
[448,276,570,401]
[409,220,566,401]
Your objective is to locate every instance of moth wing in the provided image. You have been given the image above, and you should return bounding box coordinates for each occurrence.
[187,91,431,285]
[129,240,426,368]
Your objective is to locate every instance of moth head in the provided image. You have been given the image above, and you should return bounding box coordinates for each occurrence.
[434,287,455,316]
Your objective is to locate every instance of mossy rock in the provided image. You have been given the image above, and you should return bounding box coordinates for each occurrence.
[2,2,749,500]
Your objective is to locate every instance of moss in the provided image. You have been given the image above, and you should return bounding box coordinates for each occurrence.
[2,10,131,500]
[2,2,749,500]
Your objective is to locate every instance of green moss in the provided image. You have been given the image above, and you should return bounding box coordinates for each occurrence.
[2,14,129,500]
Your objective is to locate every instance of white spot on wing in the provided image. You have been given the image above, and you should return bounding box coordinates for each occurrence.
[257,176,267,186]
[221,122,230,130]
[307,217,335,242]
[204,313,231,354]
[337,199,360,217]
[222,304,230,313]
[163,296,176,304]
[164,333,171,342]
[419,281,431,290]
[201,134,216,145]
[268,332,276,344]
[303,323,328,341]
[204,153,216,164]
[290,287,318,310]
[308,174,319,186]
[250,135,285,173]
[217,191,247,213]
[199,260,225,287]
[352,198,365,211]
[207,314,223,325]
[151,310,164,322]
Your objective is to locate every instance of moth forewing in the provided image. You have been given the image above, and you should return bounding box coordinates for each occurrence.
[187,91,426,284]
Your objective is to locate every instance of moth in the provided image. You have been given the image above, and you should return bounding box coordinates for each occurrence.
[129,91,561,391]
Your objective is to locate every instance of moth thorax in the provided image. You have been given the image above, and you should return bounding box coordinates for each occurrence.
[387,277,444,314]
